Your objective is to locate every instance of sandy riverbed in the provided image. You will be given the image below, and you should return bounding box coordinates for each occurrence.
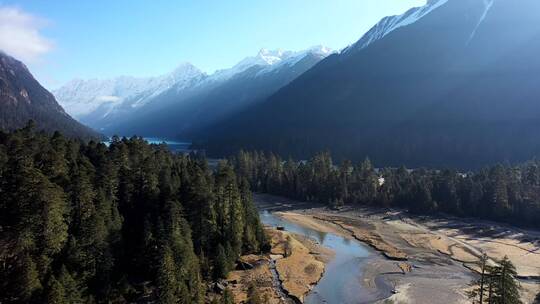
[255,194,540,304]
[225,228,332,304]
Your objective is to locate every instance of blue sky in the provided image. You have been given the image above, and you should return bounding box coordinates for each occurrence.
[0,0,425,89]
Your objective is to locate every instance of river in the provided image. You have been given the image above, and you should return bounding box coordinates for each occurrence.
[259,209,393,304]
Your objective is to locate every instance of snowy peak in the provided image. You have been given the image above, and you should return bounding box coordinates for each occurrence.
[256,46,332,67]
[168,62,205,82]
[307,45,333,57]
[211,46,333,81]
[54,63,205,117]
[210,48,292,81]
[257,45,334,75]
[346,0,449,53]
[257,49,291,65]
[54,45,331,126]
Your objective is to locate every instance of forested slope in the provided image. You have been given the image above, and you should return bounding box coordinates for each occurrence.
[0,125,266,303]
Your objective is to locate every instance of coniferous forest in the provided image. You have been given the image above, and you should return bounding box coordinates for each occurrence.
[231,151,540,228]
[0,124,267,303]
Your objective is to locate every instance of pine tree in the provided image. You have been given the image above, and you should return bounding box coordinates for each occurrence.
[199,250,212,280]
[66,159,103,287]
[467,254,489,303]
[473,256,523,304]
[16,254,42,302]
[38,178,69,270]
[157,245,178,304]
[183,166,217,254]
[228,186,245,257]
[491,166,511,219]
[493,256,522,304]
[487,265,498,304]
[46,275,66,304]
[166,201,203,304]
[410,180,436,214]
[57,265,84,303]
[214,244,230,279]
[240,180,263,252]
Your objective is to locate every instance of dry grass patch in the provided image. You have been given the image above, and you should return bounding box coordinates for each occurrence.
[268,229,325,302]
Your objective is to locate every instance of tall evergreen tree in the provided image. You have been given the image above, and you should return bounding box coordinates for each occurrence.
[493,256,522,304]
[156,245,178,304]
[213,244,230,279]
[468,254,489,304]
[16,254,42,302]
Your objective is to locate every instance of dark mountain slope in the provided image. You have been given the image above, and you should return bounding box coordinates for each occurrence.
[0,53,99,139]
[199,0,540,168]
[107,52,327,138]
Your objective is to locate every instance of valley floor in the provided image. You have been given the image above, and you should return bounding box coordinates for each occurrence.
[222,228,332,303]
[255,194,540,304]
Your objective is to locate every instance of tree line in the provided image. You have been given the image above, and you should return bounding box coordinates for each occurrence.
[230,151,540,227]
[0,124,267,303]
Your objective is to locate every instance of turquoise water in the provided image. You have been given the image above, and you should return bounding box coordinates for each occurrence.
[143,138,192,152]
[104,137,192,152]
[143,137,190,146]
[260,210,391,304]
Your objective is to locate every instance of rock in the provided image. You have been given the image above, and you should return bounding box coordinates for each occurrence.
[269,254,284,260]
[236,260,254,270]
[276,226,285,231]
[397,262,412,274]
[213,282,226,293]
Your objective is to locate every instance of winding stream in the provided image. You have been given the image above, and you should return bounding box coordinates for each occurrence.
[260,210,393,304]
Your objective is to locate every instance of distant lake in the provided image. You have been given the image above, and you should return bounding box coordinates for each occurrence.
[104,137,192,153]
[145,138,192,153]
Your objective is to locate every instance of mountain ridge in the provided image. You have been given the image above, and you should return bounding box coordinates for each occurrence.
[0,52,100,139]
[54,46,333,135]
[197,0,540,169]
[343,0,450,53]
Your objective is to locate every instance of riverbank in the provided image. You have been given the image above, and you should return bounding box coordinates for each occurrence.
[256,194,540,304]
[224,228,332,303]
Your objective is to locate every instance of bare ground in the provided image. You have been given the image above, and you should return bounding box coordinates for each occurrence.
[269,229,328,302]
[255,194,540,304]
[226,228,332,304]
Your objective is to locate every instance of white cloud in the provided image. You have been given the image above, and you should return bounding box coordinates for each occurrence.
[0,6,53,63]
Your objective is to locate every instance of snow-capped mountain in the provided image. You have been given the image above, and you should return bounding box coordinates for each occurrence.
[54,63,205,118]
[344,0,449,53]
[206,46,333,83]
[200,0,540,168]
[55,46,332,135]
[257,46,333,75]
[211,49,291,81]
